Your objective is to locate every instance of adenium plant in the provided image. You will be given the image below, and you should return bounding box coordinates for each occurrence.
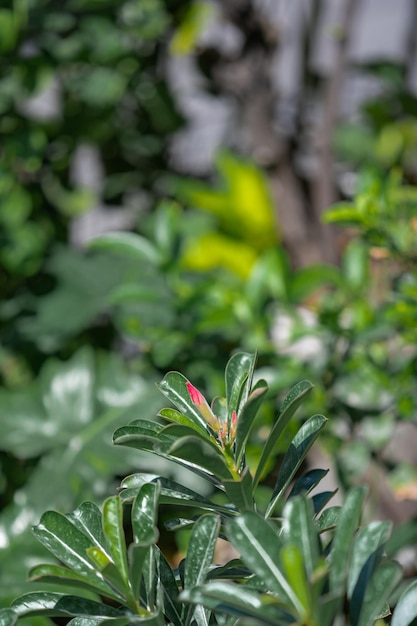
[2,352,417,626]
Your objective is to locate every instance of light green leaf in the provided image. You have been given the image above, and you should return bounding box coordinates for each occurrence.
[89,232,160,266]
[0,609,17,626]
[157,372,210,432]
[28,563,121,601]
[102,497,130,591]
[280,544,310,615]
[391,579,417,626]
[282,496,318,578]
[225,352,255,418]
[158,408,208,437]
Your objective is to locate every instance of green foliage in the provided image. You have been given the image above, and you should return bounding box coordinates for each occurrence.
[5,354,416,626]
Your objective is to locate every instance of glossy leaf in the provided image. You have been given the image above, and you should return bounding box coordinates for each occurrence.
[11,593,123,618]
[266,414,327,516]
[223,468,254,512]
[157,372,209,432]
[227,512,301,611]
[253,380,314,490]
[184,515,220,626]
[329,486,367,596]
[67,502,109,556]
[356,560,402,626]
[32,511,113,596]
[225,352,255,418]
[28,563,122,601]
[102,497,130,591]
[280,544,310,615]
[131,482,160,546]
[0,610,17,626]
[391,579,417,626]
[347,521,392,599]
[162,436,234,480]
[128,544,151,602]
[180,582,291,626]
[235,379,268,467]
[281,496,318,578]
[158,408,208,437]
[289,469,329,497]
[155,548,182,626]
[316,506,341,532]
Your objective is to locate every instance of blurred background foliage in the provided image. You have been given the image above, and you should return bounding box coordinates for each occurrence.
[2,0,417,616]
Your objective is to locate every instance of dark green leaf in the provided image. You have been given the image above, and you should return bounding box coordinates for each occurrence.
[356,560,402,626]
[28,563,121,601]
[158,408,208,437]
[155,548,182,626]
[11,593,123,618]
[162,436,234,480]
[266,414,327,516]
[223,468,254,512]
[253,380,314,490]
[32,511,114,596]
[329,486,367,596]
[316,506,341,532]
[235,379,268,467]
[180,582,293,626]
[348,521,392,599]
[227,512,301,611]
[290,469,329,497]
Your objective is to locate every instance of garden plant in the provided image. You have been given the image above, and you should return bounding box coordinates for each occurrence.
[2,353,417,626]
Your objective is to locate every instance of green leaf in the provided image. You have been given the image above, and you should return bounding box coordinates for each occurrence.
[348,521,392,599]
[223,468,254,512]
[11,593,123,618]
[280,544,310,615]
[158,408,208,437]
[89,232,160,266]
[67,502,109,555]
[289,469,329,497]
[282,496,318,578]
[180,582,291,626]
[155,548,182,626]
[157,372,210,433]
[0,609,17,626]
[316,506,341,532]
[329,486,367,596]
[185,515,220,589]
[290,264,342,302]
[132,482,160,546]
[227,512,301,611]
[391,579,417,626]
[184,514,220,626]
[253,380,314,490]
[128,544,151,602]
[32,511,114,596]
[235,379,268,467]
[102,497,130,592]
[266,414,327,517]
[28,563,121,601]
[356,560,402,626]
[162,436,234,480]
[225,352,255,418]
